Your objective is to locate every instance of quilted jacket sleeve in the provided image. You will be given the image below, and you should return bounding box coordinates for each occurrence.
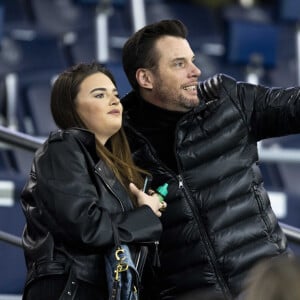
[200,73,300,140]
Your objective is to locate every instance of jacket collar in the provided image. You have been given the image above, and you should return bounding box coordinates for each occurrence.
[65,127,95,145]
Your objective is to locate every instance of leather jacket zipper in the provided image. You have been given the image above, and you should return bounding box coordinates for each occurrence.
[137,240,160,268]
[127,106,232,298]
[94,166,125,211]
[95,166,158,278]
[177,174,232,299]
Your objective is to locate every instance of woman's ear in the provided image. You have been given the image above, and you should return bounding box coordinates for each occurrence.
[136,68,153,89]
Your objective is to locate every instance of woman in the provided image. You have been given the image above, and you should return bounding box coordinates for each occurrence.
[20,62,164,299]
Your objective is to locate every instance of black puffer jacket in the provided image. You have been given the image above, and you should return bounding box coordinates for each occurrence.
[21,128,162,298]
[122,74,300,299]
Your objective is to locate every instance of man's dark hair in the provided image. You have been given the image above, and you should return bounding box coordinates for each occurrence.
[122,19,188,91]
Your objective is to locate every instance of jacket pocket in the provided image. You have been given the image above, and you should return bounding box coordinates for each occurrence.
[252,184,271,232]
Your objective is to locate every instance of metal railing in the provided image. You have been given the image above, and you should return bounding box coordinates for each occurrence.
[0,125,300,247]
[0,125,44,151]
[258,141,300,163]
[0,230,22,248]
[279,222,300,244]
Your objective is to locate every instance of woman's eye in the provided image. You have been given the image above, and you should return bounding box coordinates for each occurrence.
[95,93,105,99]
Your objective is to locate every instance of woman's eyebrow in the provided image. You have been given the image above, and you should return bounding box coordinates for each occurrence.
[90,87,118,94]
[90,87,106,94]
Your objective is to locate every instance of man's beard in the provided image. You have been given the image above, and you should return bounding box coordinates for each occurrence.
[153,84,199,112]
[178,94,199,110]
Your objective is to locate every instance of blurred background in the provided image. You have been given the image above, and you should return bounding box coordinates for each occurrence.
[0,0,300,298]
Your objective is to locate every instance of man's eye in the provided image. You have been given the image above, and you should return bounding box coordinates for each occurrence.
[175,61,184,67]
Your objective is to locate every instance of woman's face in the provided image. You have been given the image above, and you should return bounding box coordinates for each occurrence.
[76,72,122,145]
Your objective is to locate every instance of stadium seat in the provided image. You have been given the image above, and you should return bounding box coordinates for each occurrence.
[0,0,35,39]
[28,0,95,37]
[19,82,57,137]
[0,34,67,133]
[0,202,26,294]
[145,1,222,53]
[277,0,300,22]
[224,19,278,69]
[105,62,131,98]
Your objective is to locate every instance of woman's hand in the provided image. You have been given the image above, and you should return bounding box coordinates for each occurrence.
[129,183,167,217]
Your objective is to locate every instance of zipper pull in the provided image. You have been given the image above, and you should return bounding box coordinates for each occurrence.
[152,241,160,268]
[178,175,183,189]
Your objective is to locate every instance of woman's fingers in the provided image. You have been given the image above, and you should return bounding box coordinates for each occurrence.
[129,182,142,197]
[159,200,167,212]
[129,182,167,217]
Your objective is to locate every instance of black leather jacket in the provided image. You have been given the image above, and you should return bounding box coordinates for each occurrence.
[122,74,300,299]
[21,128,162,297]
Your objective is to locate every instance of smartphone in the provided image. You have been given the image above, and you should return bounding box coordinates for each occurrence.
[142,176,152,192]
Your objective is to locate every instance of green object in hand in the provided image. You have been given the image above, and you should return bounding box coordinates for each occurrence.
[156,183,169,203]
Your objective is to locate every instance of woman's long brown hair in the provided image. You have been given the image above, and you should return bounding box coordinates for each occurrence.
[96,129,149,206]
[51,62,150,206]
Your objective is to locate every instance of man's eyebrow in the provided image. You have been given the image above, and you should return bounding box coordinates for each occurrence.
[173,55,196,61]
[173,57,185,61]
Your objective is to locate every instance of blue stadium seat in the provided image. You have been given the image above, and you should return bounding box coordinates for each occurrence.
[0,148,29,184]
[277,0,300,22]
[0,35,67,134]
[0,5,3,40]
[224,19,278,69]
[0,148,27,294]
[19,82,57,137]
[105,62,131,98]
[12,36,67,78]
[0,202,26,294]
[28,0,95,37]
[0,149,15,174]
[69,0,131,65]
[268,22,298,87]
[145,1,221,53]
[0,0,35,38]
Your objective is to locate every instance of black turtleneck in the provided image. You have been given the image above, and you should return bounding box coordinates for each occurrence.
[132,99,185,173]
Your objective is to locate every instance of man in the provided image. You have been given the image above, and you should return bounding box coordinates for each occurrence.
[121,19,296,299]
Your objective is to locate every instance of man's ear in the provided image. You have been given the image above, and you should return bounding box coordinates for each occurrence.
[136,68,153,89]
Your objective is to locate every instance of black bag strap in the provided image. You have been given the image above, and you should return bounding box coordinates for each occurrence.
[58,267,78,300]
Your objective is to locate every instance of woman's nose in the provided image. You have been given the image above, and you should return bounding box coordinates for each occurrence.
[110,94,120,105]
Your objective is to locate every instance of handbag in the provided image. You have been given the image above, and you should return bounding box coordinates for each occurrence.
[104,224,140,300]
